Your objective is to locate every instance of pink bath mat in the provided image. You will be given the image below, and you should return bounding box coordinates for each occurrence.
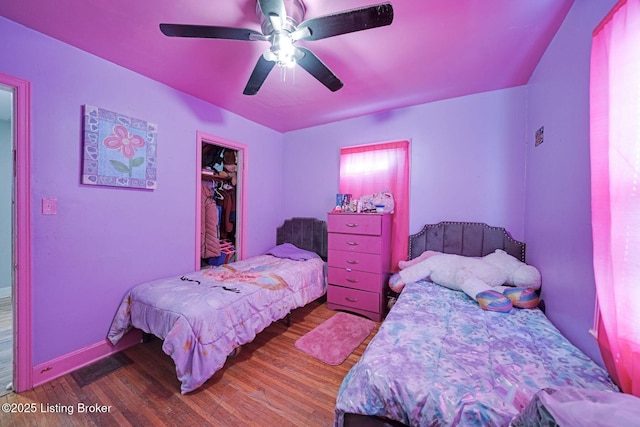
[294,312,376,365]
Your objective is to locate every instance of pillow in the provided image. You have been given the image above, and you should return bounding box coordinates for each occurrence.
[264,243,320,261]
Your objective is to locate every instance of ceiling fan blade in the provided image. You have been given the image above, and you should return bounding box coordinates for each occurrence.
[243,55,276,95]
[258,0,287,31]
[160,23,265,41]
[295,47,343,92]
[296,3,394,41]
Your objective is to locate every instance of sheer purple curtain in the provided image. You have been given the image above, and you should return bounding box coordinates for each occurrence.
[590,0,640,396]
[339,140,409,272]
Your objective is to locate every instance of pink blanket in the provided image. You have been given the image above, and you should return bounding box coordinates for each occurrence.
[108,255,326,393]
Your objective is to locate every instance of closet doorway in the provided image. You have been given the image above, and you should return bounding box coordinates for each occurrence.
[195,131,247,271]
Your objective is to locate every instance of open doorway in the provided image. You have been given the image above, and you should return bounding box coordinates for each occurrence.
[0,85,13,396]
[0,72,32,395]
[195,131,247,271]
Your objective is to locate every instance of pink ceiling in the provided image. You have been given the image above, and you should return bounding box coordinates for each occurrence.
[0,0,574,132]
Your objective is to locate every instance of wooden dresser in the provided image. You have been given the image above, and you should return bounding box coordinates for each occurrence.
[326,212,391,322]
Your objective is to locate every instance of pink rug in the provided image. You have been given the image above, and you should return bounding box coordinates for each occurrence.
[294,312,376,365]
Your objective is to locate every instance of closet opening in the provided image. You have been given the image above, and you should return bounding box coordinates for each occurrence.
[196,132,247,271]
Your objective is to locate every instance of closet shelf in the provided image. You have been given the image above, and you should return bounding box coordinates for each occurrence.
[202,169,232,181]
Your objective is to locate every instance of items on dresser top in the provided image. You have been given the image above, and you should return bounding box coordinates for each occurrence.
[333,191,395,213]
[327,212,392,322]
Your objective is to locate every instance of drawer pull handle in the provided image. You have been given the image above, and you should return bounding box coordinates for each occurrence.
[346,223,359,227]
[346,260,359,265]
[346,268,352,272]
[345,297,358,302]
[347,278,359,283]
[347,241,359,246]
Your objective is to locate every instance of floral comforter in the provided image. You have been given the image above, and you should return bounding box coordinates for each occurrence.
[108,255,326,394]
[334,281,618,426]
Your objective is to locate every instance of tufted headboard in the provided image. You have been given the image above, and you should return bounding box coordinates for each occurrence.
[276,217,328,260]
[408,221,526,262]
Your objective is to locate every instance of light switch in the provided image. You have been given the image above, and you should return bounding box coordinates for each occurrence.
[42,198,57,215]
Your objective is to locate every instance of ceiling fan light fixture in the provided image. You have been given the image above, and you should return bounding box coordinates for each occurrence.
[271,31,297,68]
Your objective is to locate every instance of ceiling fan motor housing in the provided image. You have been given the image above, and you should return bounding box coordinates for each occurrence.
[257,0,306,34]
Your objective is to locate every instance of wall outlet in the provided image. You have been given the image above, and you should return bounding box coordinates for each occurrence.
[42,198,57,215]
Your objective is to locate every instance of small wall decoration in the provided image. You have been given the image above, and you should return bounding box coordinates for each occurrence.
[82,105,157,189]
[535,125,544,147]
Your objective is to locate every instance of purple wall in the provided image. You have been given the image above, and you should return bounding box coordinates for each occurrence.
[524,0,617,366]
[0,17,283,365]
[282,87,528,241]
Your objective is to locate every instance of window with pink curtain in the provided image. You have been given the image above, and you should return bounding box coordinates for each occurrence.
[590,0,640,397]
[339,140,409,272]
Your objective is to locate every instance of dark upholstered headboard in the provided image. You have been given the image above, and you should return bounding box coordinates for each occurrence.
[276,217,328,260]
[408,221,526,262]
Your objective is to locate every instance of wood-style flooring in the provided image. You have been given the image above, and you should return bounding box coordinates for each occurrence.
[0,297,11,397]
[0,299,381,427]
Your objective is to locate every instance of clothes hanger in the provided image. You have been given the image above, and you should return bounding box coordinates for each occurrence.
[214,185,224,200]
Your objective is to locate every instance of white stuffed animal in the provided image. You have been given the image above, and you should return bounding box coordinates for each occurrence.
[389,249,541,312]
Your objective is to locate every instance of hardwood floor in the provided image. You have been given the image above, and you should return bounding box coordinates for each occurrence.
[0,297,11,397]
[0,299,380,427]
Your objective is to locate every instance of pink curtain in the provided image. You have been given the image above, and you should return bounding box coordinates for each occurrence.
[339,140,409,272]
[590,0,640,397]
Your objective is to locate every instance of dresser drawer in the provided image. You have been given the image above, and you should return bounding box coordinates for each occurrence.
[327,266,385,292]
[328,250,385,274]
[328,233,383,254]
[327,213,382,235]
[327,285,380,313]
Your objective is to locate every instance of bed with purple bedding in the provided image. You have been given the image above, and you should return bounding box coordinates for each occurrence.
[334,222,619,426]
[108,217,327,394]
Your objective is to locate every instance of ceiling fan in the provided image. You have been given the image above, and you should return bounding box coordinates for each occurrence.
[160,0,394,95]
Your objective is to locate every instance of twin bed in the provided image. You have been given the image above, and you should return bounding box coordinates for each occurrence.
[334,221,620,426]
[108,217,328,394]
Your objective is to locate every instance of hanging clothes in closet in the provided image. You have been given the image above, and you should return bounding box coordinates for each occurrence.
[201,182,221,259]
[216,149,237,241]
[218,185,236,240]
[201,143,238,267]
